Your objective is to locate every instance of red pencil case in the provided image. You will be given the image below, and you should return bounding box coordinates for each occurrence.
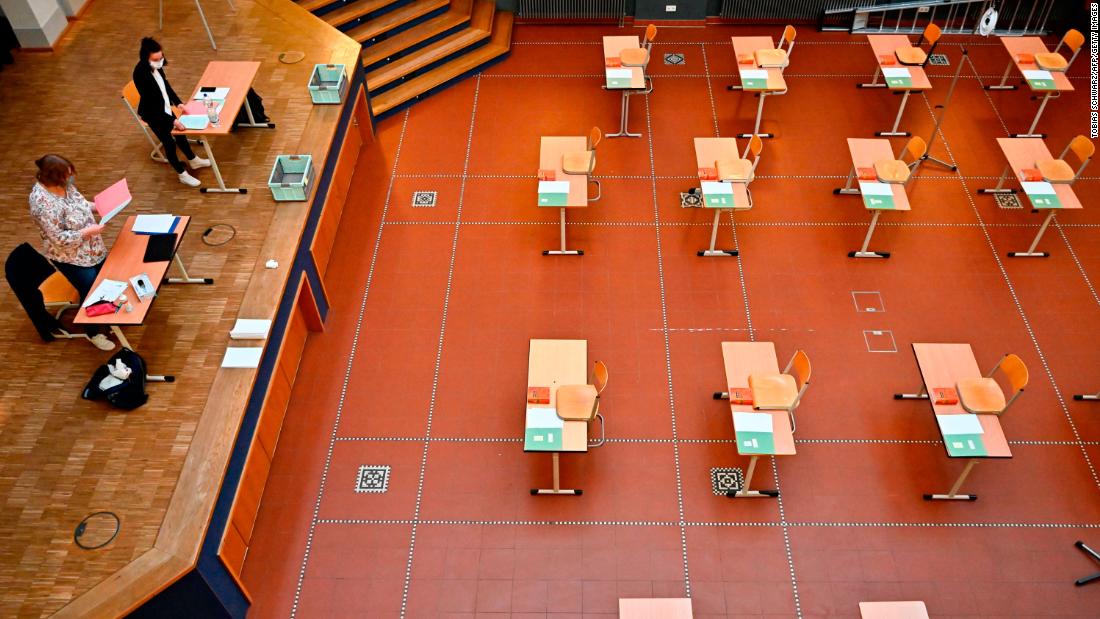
[605,57,622,68]
[698,167,718,180]
[879,54,897,66]
[730,387,754,405]
[85,301,117,317]
[537,169,556,181]
[1019,168,1042,182]
[857,167,877,181]
[932,387,959,405]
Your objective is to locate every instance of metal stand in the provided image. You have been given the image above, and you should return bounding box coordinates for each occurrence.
[978,165,1018,195]
[167,253,214,285]
[531,452,580,495]
[1074,389,1100,401]
[893,384,929,400]
[858,66,888,89]
[1075,541,1100,586]
[984,59,1019,90]
[834,166,861,195]
[1008,210,1056,257]
[876,90,913,137]
[1012,91,1055,138]
[109,327,175,382]
[544,207,582,256]
[159,0,229,51]
[197,140,246,194]
[849,211,889,258]
[923,458,979,501]
[737,92,778,139]
[605,78,652,139]
[726,455,779,498]
[917,48,965,172]
[698,209,738,257]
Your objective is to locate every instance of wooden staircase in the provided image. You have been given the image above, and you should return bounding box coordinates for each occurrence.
[298,0,512,118]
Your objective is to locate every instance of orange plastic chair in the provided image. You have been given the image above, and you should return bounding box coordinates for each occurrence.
[555,360,609,446]
[716,135,764,184]
[620,24,658,68]
[896,23,941,67]
[562,127,602,175]
[748,350,811,432]
[958,354,1028,415]
[873,136,926,185]
[1036,29,1085,72]
[1037,135,1094,184]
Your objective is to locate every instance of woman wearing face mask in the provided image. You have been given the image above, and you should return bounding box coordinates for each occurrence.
[27,154,116,351]
[132,36,209,187]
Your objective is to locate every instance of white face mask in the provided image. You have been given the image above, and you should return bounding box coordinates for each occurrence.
[150,58,164,70]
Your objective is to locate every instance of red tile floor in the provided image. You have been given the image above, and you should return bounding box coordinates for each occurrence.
[242,25,1100,617]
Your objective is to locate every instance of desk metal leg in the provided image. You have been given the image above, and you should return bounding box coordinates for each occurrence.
[727,455,779,498]
[1074,389,1100,401]
[985,60,1018,90]
[893,383,928,400]
[978,165,1017,195]
[699,209,738,257]
[1074,541,1100,586]
[543,208,582,256]
[738,92,774,139]
[849,210,889,258]
[236,96,275,129]
[924,458,978,501]
[834,166,860,195]
[110,326,176,383]
[858,66,886,88]
[167,253,214,285]
[1013,92,1052,138]
[198,140,246,194]
[193,0,218,50]
[1008,210,1055,258]
[531,452,580,495]
[607,90,641,138]
[876,90,912,137]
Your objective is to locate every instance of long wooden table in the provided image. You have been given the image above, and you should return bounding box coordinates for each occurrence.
[894,343,1012,501]
[525,339,589,495]
[985,36,1074,138]
[835,138,913,258]
[728,36,788,139]
[538,136,591,256]
[858,35,933,137]
[602,35,647,138]
[693,137,752,257]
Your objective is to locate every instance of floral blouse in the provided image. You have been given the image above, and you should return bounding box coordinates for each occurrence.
[28,182,106,267]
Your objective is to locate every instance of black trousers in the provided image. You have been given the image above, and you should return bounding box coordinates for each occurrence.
[148,117,197,174]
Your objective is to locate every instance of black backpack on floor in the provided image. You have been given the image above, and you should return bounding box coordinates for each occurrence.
[82,348,149,410]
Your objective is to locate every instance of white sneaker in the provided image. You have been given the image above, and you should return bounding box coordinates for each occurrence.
[189,156,211,169]
[179,171,201,187]
[88,334,116,351]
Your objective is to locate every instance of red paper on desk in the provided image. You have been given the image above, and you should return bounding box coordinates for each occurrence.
[730,387,753,405]
[932,387,958,405]
[879,54,897,66]
[182,100,207,115]
[93,179,131,224]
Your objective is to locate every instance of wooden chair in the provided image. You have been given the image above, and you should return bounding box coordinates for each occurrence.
[896,23,941,67]
[755,25,796,68]
[1037,135,1094,184]
[957,353,1027,415]
[715,135,763,185]
[748,350,811,432]
[874,136,927,185]
[555,360,608,447]
[620,24,658,68]
[1036,29,1085,72]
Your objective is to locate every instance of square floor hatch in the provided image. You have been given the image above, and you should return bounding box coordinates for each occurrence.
[356,465,390,493]
[412,191,437,208]
[664,53,685,65]
[863,330,897,353]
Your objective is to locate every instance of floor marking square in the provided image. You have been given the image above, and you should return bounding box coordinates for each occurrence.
[355,465,390,493]
[664,52,685,65]
[851,291,885,313]
[928,53,949,66]
[863,330,897,353]
[680,191,702,208]
[710,467,744,495]
[994,193,1023,209]
[412,191,437,208]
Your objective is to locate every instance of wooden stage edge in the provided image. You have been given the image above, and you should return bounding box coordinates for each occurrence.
[51,1,362,616]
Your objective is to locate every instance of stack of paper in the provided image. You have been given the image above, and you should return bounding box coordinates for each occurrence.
[935,413,987,457]
[605,67,633,89]
[94,179,131,224]
[739,69,769,90]
[701,181,735,208]
[221,347,263,368]
[133,214,180,234]
[524,407,564,451]
[537,180,570,207]
[230,319,273,340]
[883,67,913,88]
[733,411,775,454]
[858,181,896,209]
[1022,69,1055,90]
[82,279,127,307]
[1020,181,1062,208]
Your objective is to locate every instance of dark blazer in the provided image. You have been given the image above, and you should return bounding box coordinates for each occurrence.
[132,61,182,126]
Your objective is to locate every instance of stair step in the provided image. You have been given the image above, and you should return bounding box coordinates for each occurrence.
[345,0,450,44]
[323,0,402,29]
[367,25,489,91]
[297,0,341,13]
[371,9,512,116]
[360,0,473,68]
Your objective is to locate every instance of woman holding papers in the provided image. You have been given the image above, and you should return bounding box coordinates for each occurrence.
[133,37,210,188]
[27,155,115,351]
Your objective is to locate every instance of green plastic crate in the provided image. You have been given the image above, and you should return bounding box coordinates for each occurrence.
[308,64,347,104]
[267,155,313,201]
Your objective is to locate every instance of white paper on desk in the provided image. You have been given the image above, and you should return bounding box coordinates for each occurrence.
[1021,181,1056,196]
[733,411,773,433]
[81,279,127,307]
[883,67,912,79]
[538,180,570,194]
[606,68,632,79]
[739,69,768,80]
[701,181,734,195]
[221,347,263,368]
[196,87,230,100]
[132,214,177,234]
[230,319,273,340]
[526,407,563,429]
[858,181,894,196]
[1022,69,1053,81]
[936,413,984,436]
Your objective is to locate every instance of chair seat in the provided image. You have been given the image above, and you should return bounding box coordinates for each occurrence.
[38,272,79,304]
[895,46,927,66]
[754,48,788,68]
[715,158,753,182]
[556,384,598,421]
[619,47,648,67]
[1034,52,1068,72]
[874,159,911,184]
[748,373,798,409]
[562,151,593,175]
[1036,158,1075,183]
[957,378,1006,414]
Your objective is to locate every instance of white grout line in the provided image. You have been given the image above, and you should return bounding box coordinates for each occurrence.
[1054,221,1100,310]
[699,42,720,139]
[316,518,1100,529]
[289,109,411,618]
[398,75,482,619]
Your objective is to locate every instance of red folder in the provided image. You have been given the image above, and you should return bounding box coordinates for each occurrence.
[932,387,958,405]
[730,387,753,405]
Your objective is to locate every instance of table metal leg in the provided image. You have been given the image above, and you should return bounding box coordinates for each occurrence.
[727,455,779,498]
[893,383,929,400]
[985,59,1018,90]
[543,208,582,256]
[858,66,886,88]
[236,96,275,129]
[849,210,889,258]
[877,90,912,137]
[110,326,176,383]
[198,140,246,194]
[1013,91,1053,138]
[193,0,218,50]
[1074,390,1100,401]
[1074,541,1100,586]
[167,253,214,285]
[834,165,860,195]
[978,165,1017,195]
[1008,209,1056,257]
[738,92,774,139]
[924,458,979,501]
[698,209,738,257]
[531,452,581,495]
[607,90,641,138]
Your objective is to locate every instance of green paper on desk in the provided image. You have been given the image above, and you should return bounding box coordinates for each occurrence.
[606,68,633,89]
[1021,181,1062,209]
[858,181,896,210]
[525,407,564,451]
[701,181,736,208]
[537,180,570,207]
[739,69,768,90]
[883,67,913,88]
[733,411,775,454]
[1022,69,1056,91]
[944,433,988,457]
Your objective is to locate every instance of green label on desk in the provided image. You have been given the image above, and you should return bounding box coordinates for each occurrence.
[734,431,775,455]
[944,433,988,457]
[739,69,768,90]
[701,181,736,208]
[1023,70,1056,91]
[606,68,633,89]
[1021,181,1062,209]
[858,182,896,210]
[538,180,570,207]
[525,407,564,451]
[883,67,913,89]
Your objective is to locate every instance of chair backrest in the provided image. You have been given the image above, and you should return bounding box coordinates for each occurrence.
[1061,29,1085,53]
[997,353,1028,392]
[742,134,764,163]
[1065,135,1095,163]
[780,25,796,55]
[921,23,942,47]
[788,350,811,390]
[900,136,927,165]
[122,81,142,112]
[588,126,602,151]
[592,360,609,394]
[643,23,658,47]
